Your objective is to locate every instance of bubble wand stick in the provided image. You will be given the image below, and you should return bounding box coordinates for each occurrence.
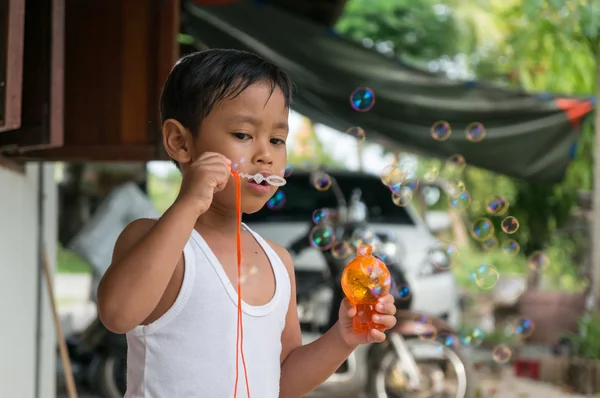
[341,245,392,332]
[230,169,287,397]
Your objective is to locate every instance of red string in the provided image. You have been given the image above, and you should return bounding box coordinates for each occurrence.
[231,170,251,398]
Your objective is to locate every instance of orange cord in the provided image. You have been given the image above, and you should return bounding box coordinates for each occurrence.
[231,170,251,398]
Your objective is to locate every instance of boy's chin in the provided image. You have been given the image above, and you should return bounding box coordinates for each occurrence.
[242,198,271,215]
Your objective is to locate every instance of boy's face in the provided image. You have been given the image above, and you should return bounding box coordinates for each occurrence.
[194,82,289,214]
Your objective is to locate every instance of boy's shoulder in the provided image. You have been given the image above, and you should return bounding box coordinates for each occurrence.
[254,233,293,273]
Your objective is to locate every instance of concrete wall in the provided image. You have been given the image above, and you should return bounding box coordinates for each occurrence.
[0,163,57,398]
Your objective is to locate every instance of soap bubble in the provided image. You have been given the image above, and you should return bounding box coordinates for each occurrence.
[330,242,353,259]
[472,264,499,289]
[514,317,535,338]
[445,154,467,174]
[501,240,520,256]
[436,333,460,351]
[470,218,494,241]
[312,208,329,224]
[380,164,407,187]
[431,242,459,270]
[350,87,375,112]
[481,237,499,250]
[232,156,246,170]
[311,172,332,191]
[423,166,439,182]
[239,264,259,285]
[396,284,412,300]
[527,251,550,271]
[449,191,471,210]
[460,327,485,347]
[346,126,366,141]
[486,196,509,216]
[431,121,451,141]
[492,344,512,364]
[416,318,438,341]
[309,224,335,250]
[392,192,412,207]
[501,216,519,234]
[465,122,486,142]
[266,191,286,210]
[282,164,293,177]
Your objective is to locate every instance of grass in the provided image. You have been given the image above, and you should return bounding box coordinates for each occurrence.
[57,244,92,274]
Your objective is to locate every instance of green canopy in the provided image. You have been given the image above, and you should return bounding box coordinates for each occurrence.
[182,0,595,183]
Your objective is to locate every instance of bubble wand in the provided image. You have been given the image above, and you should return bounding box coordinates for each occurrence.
[341,245,391,332]
[230,169,287,398]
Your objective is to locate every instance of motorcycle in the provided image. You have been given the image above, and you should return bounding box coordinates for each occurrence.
[288,171,476,398]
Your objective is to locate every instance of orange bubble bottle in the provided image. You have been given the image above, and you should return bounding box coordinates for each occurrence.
[341,244,392,333]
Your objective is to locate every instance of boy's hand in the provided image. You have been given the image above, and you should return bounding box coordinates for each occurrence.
[178,152,232,216]
[338,294,397,346]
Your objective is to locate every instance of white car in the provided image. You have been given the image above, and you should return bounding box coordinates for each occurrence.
[244,170,461,330]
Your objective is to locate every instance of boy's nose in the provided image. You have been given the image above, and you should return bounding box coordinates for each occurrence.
[253,149,273,165]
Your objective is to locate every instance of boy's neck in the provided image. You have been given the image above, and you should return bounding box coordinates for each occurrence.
[194,207,240,236]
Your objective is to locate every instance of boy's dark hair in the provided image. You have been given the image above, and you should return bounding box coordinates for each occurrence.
[160,49,295,168]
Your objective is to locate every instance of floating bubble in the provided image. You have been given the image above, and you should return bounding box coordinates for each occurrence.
[415,318,437,341]
[472,264,500,289]
[449,191,471,210]
[312,172,332,191]
[431,121,451,141]
[470,218,494,241]
[309,224,335,250]
[350,87,375,112]
[527,251,550,271]
[460,327,485,348]
[380,164,407,187]
[396,284,412,300]
[282,164,293,178]
[496,279,525,302]
[501,216,519,234]
[346,126,366,141]
[481,237,499,250]
[431,242,459,270]
[266,191,286,210]
[486,196,509,216]
[239,264,259,285]
[492,344,512,364]
[436,333,460,351]
[392,192,412,207]
[465,122,486,143]
[501,240,520,256]
[445,154,467,173]
[330,241,354,259]
[514,317,535,339]
[423,166,439,182]
[312,208,329,224]
[232,156,246,170]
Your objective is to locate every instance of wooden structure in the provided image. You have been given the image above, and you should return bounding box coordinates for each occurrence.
[1,0,351,163]
[1,0,180,163]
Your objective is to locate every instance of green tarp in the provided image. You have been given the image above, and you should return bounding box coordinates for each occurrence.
[182,0,595,183]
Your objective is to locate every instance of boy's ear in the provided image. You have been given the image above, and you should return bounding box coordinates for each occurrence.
[162,119,195,165]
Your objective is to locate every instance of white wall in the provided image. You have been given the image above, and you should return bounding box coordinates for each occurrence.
[0,163,57,398]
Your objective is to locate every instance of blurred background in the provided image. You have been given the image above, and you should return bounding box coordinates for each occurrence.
[1,0,599,397]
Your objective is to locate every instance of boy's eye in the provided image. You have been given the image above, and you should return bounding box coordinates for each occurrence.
[233,132,251,140]
[271,138,286,145]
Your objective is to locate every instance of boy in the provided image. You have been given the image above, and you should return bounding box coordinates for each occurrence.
[97,48,397,398]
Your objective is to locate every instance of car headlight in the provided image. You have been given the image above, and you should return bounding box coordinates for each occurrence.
[420,248,451,276]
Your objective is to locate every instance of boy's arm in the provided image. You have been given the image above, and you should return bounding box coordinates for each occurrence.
[97,197,200,334]
[268,242,358,398]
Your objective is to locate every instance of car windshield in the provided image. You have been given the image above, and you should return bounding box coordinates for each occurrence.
[243,172,415,225]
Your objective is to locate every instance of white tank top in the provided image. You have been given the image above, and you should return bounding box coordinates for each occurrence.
[124,223,291,398]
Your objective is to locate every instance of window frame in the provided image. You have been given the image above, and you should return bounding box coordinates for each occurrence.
[0,0,26,133]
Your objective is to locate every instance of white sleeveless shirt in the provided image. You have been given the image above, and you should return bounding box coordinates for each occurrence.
[124,223,291,398]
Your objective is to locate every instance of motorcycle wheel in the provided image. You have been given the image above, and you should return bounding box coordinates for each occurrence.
[94,354,127,398]
[367,338,477,398]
